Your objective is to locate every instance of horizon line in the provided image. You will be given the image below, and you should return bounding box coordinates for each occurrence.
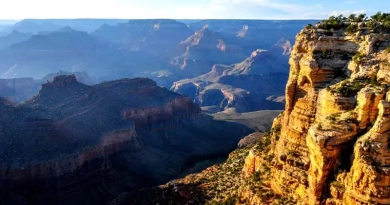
[0,18,322,21]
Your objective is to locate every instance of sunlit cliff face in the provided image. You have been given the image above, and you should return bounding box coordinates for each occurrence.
[268,18,390,204]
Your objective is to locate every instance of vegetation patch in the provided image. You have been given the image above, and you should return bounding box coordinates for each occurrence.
[345,24,358,34]
[352,52,366,63]
[318,12,390,34]
[329,80,364,97]
[365,77,380,87]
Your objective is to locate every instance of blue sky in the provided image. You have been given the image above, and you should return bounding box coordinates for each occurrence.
[0,0,387,19]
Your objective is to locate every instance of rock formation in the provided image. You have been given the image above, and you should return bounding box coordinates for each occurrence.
[269,20,390,204]
[170,26,247,76]
[171,48,288,112]
[0,71,94,102]
[0,75,252,205]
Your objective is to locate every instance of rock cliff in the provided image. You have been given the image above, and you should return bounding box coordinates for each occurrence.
[269,19,390,204]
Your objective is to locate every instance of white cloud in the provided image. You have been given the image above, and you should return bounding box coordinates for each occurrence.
[347,1,358,4]
[328,10,366,17]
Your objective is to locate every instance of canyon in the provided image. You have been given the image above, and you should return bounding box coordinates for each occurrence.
[171,46,289,112]
[0,19,315,112]
[0,75,253,205]
[122,17,390,205]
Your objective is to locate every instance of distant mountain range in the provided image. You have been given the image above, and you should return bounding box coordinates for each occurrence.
[171,47,289,112]
[0,19,318,111]
[0,19,129,34]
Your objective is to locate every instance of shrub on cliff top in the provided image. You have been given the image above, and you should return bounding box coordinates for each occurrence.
[348,13,367,22]
[371,12,390,22]
[320,12,390,34]
[322,15,346,30]
[305,24,313,29]
[346,24,358,34]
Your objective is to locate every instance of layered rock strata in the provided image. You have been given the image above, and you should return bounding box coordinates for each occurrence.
[171,49,288,112]
[268,22,390,204]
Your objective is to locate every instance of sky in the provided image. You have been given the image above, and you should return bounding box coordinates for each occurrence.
[0,0,388,20]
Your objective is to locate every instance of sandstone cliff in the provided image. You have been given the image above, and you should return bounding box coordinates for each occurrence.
[268,20,390,204]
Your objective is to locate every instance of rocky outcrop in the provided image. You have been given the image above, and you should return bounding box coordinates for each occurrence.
[268,21,390,204]
[0,76,252,205]
[0,71,95,102]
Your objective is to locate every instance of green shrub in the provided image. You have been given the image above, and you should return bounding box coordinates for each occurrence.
[348,14,357,22]
[357,14,367,22]
[348,14,366,22]
[352,52,366,63]
[305,24,313,29]
[352,81,362,90]
[371,12,390,22]
[345,24,358,34]
[365,77,380,86]
[322,15,346,30]
[334,80,364,97]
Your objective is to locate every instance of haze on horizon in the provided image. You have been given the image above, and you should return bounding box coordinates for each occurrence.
[0,0,387,20]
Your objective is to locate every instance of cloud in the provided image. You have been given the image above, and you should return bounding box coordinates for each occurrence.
[347,1,358,4]
[328,10,366,17]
